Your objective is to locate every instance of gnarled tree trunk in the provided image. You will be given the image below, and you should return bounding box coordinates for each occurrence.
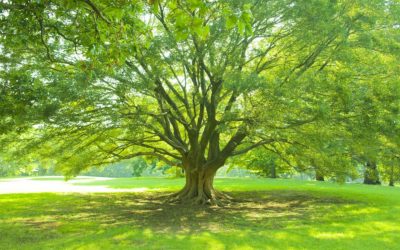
[169,166,229,205]
[312,161,324,181]
[363,161,381,185]
[315,169,325,181]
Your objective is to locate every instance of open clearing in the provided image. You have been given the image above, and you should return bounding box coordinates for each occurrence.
[0,176,148,194]
[0,177,399,249]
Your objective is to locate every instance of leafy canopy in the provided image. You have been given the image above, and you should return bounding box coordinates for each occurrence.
[0,0,399,179]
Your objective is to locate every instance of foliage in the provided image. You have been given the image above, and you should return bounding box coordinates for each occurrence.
[231,146,289,178]
[82,157,149,177]
[0,0,399,192]
[0,161,19,177]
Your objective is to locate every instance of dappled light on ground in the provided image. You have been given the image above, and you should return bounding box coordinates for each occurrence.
[1,187,400,249]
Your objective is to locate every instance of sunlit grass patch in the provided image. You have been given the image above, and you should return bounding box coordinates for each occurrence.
[0,178,399,249]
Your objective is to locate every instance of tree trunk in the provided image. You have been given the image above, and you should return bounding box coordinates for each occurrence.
[169,167,229,205]
[315,169,324,181]
[316,174,325,181]
[389,165,395,187]
[312,160,324,181]
[270,164,277,178]
[363,161,381,185]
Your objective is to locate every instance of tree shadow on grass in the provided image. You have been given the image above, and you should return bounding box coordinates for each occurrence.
[1,191,400,249]
[97,190,361,229]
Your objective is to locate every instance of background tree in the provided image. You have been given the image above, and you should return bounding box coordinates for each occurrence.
[236,146,286,178]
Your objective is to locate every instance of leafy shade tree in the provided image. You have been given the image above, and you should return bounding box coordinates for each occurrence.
[82,157,149,177]
[259,123,356,183]
[1,0,399,204]
[236,146,286,178]
[343,18,400,185]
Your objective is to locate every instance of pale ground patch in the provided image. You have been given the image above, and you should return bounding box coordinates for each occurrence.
[0,176,149,194]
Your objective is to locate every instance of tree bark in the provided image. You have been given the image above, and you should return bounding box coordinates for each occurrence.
[169,167,229,205]
[316,173,325,181]
[389,165,395,186]
[270,164,277,178]
[363,161,381,185]
[315,169,324,181]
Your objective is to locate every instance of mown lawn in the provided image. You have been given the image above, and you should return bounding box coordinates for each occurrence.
[0,177,399,250]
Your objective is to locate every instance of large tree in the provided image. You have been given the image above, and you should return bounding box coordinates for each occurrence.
[1,0,399,204]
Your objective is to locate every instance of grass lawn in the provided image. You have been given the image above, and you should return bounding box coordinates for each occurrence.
[31,177,93,181]
[0,177,399,250]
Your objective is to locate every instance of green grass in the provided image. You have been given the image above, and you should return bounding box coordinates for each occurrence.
[1,177,399,250]
[31,176,92,181]
[75,176,185,190]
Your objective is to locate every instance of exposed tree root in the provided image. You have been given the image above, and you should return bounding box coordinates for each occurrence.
[163,168,235,206]
[165,187,233,207]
